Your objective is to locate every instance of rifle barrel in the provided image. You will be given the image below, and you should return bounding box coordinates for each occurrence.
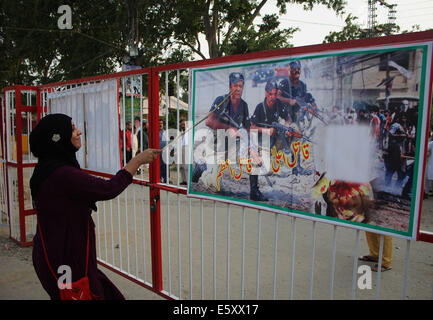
[161,90,235,152]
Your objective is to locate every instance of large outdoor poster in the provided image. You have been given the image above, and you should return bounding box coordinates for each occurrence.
[188,42,433,239]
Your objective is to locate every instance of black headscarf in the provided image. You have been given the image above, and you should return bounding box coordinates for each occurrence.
[29,114,91,204]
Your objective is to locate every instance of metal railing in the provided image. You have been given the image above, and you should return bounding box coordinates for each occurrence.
[1,30,433,300]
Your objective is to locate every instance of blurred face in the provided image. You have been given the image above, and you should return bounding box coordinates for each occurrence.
[266,88,277,108]
[229,80,244,100]
[126,122,132,131]
[71,120,82,150]
[180,120,186,131]
[159,121,164,130]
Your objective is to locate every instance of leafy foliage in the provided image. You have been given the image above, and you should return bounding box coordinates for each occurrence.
[323,14,429,44]
[156,0,346,58]
[1,0,347,89]
[1,0,127,87]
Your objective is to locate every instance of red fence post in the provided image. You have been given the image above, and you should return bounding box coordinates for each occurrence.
[1,90,12,240]
[36,88,42,122]
[14,88,27,246]
[148,69,163,292]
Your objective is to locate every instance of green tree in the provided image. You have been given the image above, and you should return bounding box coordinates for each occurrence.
[0,0,128,88]
[1,0,347,89]
[145,0,346,59]
[323,14,367,43]
[323,14,428,44]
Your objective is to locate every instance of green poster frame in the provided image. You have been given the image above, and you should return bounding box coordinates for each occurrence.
[188,39,433,240]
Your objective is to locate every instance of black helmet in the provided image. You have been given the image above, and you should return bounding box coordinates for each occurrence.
[265,79,278,92]
[289,60,301,70]
[229,72,244,86]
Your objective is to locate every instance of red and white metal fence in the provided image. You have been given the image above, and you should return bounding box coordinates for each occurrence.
[1,31,433,300]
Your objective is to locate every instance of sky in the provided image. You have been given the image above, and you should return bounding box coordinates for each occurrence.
[261,0,433,47]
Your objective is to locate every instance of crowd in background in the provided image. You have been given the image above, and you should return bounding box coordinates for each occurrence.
[120,117,148,172]
[328,99,419,198]
[120,116,188,185]
[119,98,422,194]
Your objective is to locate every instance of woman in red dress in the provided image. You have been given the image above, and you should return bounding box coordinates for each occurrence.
[30,114,159,299]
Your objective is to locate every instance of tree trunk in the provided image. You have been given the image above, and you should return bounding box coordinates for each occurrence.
[204,0,219,58]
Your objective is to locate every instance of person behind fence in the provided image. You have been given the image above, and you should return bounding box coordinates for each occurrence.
[132,117,140,157]
[29,113,160,300]
[120,121,133,165]
[136,120,149,154]
[179,119,189,185]
[359,233,393,272]
[159,119,168,183]
[136,120,149,174]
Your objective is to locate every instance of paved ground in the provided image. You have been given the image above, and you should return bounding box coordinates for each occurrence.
[0,223,164,300]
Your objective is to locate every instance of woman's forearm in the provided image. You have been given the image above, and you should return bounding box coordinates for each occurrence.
[124,148,160,176]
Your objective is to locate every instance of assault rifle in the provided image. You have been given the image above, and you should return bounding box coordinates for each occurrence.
[279,89,328,125]
[257,121,313,144]
[218,110,261,162]
[217,111,273,187]
[296,97,328,125]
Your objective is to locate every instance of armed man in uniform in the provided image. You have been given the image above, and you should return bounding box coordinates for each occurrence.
[192,72,267,201]
[276,60,317,124]
[250,79,293,200]
[276,60,317,175]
